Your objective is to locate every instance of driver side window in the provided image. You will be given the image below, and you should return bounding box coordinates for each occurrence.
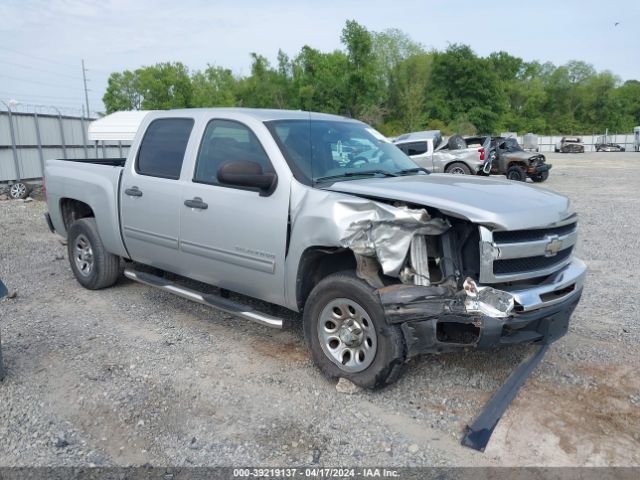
[193,119,273,186]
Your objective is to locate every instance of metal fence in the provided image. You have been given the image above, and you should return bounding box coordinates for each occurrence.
[502,133,638,152]
[0,104,130,182]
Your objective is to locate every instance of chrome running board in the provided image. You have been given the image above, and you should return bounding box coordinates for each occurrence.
[124,268,283,329]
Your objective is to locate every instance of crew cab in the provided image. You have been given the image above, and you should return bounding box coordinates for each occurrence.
[44,109,586,389]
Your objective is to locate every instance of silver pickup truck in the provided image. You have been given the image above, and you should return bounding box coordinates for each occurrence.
[393,131,491,175]
[44,108,586,389]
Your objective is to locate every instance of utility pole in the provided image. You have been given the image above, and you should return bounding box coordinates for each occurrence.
[82,59,90,117]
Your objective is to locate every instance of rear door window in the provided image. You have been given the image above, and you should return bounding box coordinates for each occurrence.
[398,141,428,156]
[136,118,194,179]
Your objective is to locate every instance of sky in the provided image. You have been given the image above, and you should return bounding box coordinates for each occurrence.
[0,0,638,115]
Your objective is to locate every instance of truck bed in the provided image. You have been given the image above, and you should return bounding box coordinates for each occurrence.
[53,157,127,167]
[45,158,128,258]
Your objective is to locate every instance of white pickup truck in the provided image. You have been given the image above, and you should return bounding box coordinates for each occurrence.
[44,108,586,389]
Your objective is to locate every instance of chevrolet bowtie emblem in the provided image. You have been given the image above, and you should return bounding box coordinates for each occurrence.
[545,235,563,256]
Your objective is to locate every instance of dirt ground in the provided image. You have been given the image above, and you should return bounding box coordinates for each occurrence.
[0,152,639,467]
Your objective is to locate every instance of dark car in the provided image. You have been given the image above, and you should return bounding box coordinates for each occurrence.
[595,142,625,152]
[488,137,551,182]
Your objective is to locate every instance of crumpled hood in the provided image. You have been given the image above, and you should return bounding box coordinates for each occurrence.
[325,174,573,230]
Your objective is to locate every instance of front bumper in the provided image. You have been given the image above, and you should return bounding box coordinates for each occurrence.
[377,258,586,357]
[528,163,551,175]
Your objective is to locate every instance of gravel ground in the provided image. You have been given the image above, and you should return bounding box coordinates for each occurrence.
[0,152,639,467]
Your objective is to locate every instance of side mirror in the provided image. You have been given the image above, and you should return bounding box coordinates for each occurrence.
[217,160,277,195]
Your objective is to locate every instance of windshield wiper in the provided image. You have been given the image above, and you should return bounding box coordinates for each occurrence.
[314,169,398,183]
[396,167,430,175]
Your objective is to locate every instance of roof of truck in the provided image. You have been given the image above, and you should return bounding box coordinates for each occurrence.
[392,130,442,143]
[88,108,356,142]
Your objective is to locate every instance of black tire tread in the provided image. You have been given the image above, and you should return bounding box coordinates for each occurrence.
[303,271,406,390]
[67,218,121,290]
[506,164,527,181]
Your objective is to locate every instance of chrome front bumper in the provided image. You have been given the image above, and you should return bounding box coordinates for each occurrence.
[502,257,587,312]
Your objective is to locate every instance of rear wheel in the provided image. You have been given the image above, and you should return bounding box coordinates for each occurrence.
[506,164,527,181]
[67,218,121,289]
[303,272,406,390]
[530,170,549,182]
[445,162,472,175]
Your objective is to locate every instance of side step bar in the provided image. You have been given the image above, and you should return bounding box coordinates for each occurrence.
[123,268,283,329]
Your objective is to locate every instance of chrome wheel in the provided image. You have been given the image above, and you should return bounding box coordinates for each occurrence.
[9,183,27,199]
[317,298,377,373]
[448,166,466,174]
[73,234,94,276]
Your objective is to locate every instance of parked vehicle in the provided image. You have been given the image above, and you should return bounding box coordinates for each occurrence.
[490,136,551,182]
[595,141,625,152]
[44,109,586,389]
[555,137,585,153]
[393,131,490,175]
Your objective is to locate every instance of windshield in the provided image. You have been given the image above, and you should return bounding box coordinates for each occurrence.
[265,119,422,184]
[505,138,523,151]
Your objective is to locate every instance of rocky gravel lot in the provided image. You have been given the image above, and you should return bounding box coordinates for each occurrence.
[0,153,639,467]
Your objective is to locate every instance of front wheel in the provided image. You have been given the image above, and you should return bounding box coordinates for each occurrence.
[506,165,527,181]
[67,218,121,290]
[303,272,406,390]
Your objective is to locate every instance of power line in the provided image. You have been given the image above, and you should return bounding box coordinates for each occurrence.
[0,46,112,77]
[0,58,81,80]
[0,74,81,90]
[0,46,78,69]
[0,90,85,101]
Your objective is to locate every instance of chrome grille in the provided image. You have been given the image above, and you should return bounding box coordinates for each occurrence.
[493,248,572,275]
[493,223,576,243]
[479,216,578,283]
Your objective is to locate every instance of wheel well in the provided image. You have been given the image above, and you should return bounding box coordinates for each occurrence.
[507,161,527,169]
[444,161,469,171]
[60,198,95,231]
[296,247,357,311]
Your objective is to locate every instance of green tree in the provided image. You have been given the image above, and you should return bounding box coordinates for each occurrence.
[191,66,237,107]
[103,70,141,113]
[291,46,349,113]
[340,20,385,122]
[136,62,193,110]
[427,44,507,133]
[386,52,433,132]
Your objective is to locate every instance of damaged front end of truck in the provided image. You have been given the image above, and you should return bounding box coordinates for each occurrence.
[288,184,586,358]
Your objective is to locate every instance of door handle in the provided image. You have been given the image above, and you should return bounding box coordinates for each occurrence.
[184,197,208,210]
[124,187,143,197]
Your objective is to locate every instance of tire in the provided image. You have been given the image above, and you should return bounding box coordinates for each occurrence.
[445,162,472,175]
[530,170,549,182]
[9,182,31,200]
[303,271,406,390]
[506,164,527,181]
[447,135,466,150]
[67,218,121,290]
